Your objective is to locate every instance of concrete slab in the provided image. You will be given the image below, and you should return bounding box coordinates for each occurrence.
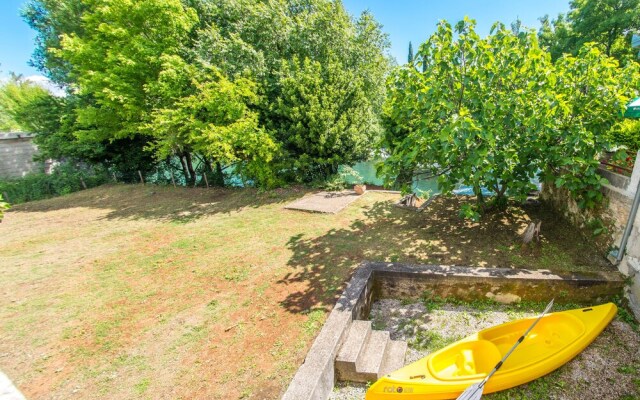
[0,371,25,400]
[284,191,363,214]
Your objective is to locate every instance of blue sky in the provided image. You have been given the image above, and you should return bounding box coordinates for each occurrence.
[0,0,39,77]
[343,0,570,63]
[0,0,570,79]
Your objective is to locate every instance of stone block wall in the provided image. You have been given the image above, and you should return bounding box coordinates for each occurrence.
[0,133,41,178]
[541,150,640,319]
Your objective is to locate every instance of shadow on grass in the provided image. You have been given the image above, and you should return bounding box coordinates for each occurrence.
[278,196,613,314]
[9,183,307,223]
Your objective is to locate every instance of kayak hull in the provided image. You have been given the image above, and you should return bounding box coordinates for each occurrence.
[366,303,617,399]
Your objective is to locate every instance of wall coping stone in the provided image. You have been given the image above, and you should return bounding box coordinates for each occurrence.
[0,132,35,140]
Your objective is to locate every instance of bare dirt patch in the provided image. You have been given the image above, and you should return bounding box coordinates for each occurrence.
[0,185,615,399]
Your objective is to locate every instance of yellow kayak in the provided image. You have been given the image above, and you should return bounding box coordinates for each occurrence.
[366,303,617,399]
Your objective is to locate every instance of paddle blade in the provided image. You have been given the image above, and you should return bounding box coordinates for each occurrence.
[456,383,484,400]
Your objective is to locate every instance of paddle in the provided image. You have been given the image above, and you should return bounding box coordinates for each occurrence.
[456,299,555,400]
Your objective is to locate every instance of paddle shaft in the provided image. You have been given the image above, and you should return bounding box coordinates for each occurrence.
[479,299,554,387]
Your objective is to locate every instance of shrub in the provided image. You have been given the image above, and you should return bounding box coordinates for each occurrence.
[0,193,8,221]
[607,120,640,153]
[0,162,110,204]
[313,166,364,191]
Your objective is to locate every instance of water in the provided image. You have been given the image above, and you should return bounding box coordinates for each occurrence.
[347,160,541,196]
[345,160,442,195]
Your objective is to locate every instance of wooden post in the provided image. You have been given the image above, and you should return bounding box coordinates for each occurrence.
[112,172,117,182]
[193,172,198,188]
[170,170,176,188]
[138,170,145,185]
[203,172,209,188]
[80,177,87,190]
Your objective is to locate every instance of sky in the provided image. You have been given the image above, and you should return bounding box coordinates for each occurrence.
[342,0,571,64]
[0,0,571,81]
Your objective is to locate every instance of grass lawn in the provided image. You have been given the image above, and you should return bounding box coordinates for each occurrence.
[0,184,614,399]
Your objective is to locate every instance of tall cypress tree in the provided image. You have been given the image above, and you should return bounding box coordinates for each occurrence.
[408,41,414,64]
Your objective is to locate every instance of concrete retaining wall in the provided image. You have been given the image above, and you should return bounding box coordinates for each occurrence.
[0,133,41,178]
[281,264,375,400]
[372,263,624,304]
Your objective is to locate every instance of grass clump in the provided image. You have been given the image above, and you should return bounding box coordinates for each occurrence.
[302,309,325,337]
[411,330,462,352]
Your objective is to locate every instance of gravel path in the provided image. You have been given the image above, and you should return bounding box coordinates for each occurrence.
[330,299,640,400]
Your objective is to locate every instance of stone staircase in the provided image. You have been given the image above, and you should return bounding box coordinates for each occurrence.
[335,320,407,383]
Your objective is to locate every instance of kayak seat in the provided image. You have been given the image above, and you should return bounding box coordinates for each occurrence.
[428,339,502,381]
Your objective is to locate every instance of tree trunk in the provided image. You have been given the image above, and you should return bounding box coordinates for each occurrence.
[605,27,618,57]
[214,161,225,187]
[394,168,414,190]
[475,186,484,204]
[184,152,196,185]
[179,154,189,185]
[496,184,509,210]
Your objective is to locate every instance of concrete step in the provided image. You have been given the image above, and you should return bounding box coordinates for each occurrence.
[335,320,408,384]
[335,320,372,382]
[379,340,408,377]
[356,330,391,382]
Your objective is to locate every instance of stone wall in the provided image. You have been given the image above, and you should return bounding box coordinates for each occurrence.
[541,150,640,319]
[0,133,41,178]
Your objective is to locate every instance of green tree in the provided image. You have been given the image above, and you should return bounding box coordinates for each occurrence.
[147,56,278,187]
[24,0,221,184]
[379,66,421,190]
[0,77,52,131]
[22,0,85,84]
[538,0,640,62]
[538,14,575,61]
[23,0,390,186]
[19,94,99,161]
[191,0,391,181]
[541,45,640,208]
[570,0,640,60]
[408,41,414,64]
[269,56,375,180]
[56,0,198,142]
[381,18,639,219]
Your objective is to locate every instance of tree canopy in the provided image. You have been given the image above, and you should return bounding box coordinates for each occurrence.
[381,18,639,219]
[539,0,640,62]
[21,0,391,186]
[0,76,53,132]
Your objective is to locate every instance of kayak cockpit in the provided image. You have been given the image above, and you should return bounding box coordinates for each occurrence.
[428,339,501,380]
[426,312,586,381]
[481,312,585,370]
